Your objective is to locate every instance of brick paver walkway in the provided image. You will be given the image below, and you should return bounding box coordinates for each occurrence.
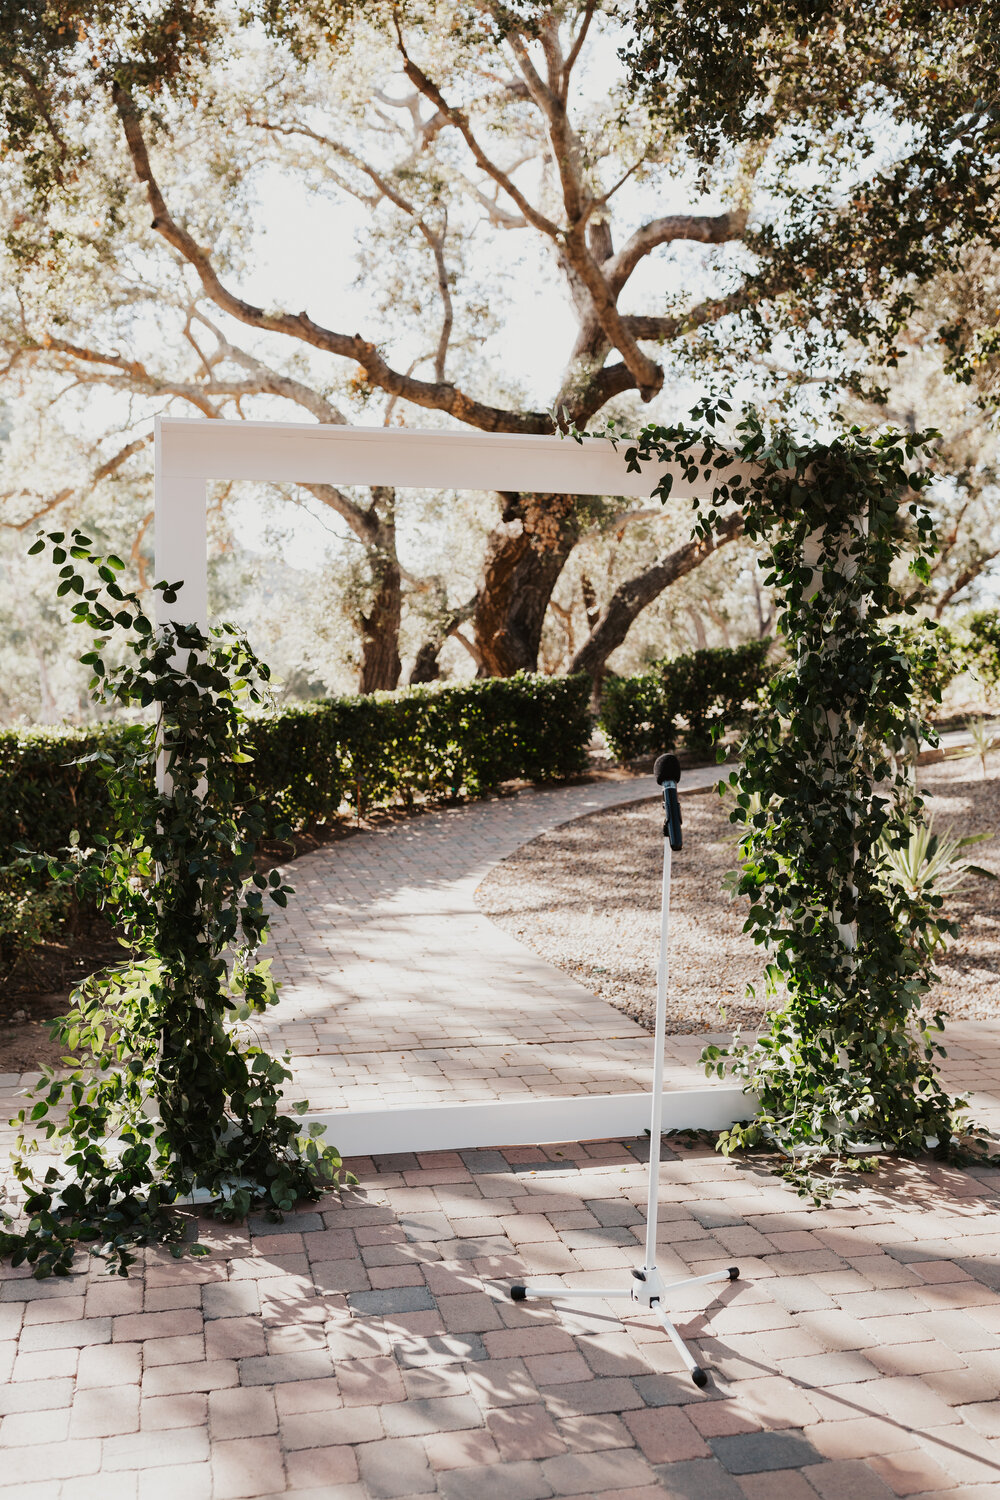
[258,771,723,1112]
[3,774,1000,1498]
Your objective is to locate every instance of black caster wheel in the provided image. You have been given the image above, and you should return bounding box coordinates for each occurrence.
[510,1285,527,1302]
[691,1366,709,1389]
[728,1266,740,1280]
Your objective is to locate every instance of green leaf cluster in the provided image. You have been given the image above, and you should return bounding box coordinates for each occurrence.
[0,529,354,1278]
[624,406,988,1187]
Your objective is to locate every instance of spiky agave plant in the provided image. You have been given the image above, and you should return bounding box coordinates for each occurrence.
[881,810,995,955]
[963,717,1000,780]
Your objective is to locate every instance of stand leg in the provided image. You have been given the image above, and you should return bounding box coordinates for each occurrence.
[510,1285,630,1302]
[652,1300,708,1388]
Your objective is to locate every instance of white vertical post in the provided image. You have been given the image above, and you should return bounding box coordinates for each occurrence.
[644,834,671,1268]
[153,417,211,794]
[153,415,209,630]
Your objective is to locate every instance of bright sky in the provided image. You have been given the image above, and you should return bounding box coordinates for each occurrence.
[242,167,582,411]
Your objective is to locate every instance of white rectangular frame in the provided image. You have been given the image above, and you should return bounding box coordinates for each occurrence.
[153,416,757,1150]
[154,416,759,625]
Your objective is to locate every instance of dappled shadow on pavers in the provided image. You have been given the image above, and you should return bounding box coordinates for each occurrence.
[252,773,740,1113]
[4,1128,1000,1497]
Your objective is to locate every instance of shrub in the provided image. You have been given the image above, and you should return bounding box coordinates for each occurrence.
[0,723,149,857]
[895,620,963,716]
[599,640,772,760]
[239,672,591,825]
[0,866,70,981]
[0,673,592,860]
[963,609,1000,691]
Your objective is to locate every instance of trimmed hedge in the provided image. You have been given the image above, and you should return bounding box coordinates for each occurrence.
[0,673,592,859]
[599,640,772,760]
[0,723,150,858]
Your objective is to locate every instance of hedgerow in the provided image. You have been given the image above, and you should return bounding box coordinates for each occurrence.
[0,672,592,861]
[599,640,772,760]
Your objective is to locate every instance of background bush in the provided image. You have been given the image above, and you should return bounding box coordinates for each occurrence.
[0,867,71,982]
[0,672,590,983]
[599,640,773,760]
[963,610,1000,692]
[0,673,592,862]
[895,610,1000,713]
[895,620,963,716]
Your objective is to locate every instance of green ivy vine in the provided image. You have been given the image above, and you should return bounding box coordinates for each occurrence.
[619,404,993,1190]
[1,530,351,1278]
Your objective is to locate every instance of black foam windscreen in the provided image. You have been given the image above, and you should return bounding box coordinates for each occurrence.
[654,753,681,786]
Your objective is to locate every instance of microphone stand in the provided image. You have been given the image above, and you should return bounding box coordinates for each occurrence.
[509,754,739,1389]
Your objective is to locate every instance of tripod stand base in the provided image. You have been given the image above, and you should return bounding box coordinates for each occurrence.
[509,1265,738,1388]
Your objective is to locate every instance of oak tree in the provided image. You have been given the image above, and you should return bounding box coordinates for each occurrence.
[2,0,997,687]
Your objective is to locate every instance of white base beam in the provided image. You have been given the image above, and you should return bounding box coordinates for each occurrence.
[295,1086,755,1158]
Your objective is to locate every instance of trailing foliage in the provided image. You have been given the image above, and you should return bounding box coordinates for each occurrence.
[599,640,772,760]
[0,529,351,1279]
[0,675,591,862]
[616,404,987,1184]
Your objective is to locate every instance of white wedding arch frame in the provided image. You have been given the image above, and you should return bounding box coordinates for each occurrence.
[154,416,754,1153]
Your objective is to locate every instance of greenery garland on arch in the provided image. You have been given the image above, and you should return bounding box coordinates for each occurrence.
[0,531,350,1279]
[617,404,989,1184]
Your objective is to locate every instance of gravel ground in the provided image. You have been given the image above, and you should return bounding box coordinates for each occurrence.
[475,751,1000,1034]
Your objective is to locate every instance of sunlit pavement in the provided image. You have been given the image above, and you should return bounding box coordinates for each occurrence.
[2,773,1000,1498]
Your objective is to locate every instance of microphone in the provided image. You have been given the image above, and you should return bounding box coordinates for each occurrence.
[653,752,683,851]
[654,753,681,788]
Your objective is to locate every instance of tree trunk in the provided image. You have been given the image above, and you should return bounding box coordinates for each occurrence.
[408,593,477,685]
[569,513,744,680]
[359,552,402,693]
[472,493,580,676]
[408,639,442,684]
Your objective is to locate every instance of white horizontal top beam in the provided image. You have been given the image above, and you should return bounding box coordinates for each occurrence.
[153,417,759,627]
[156,416,755,500]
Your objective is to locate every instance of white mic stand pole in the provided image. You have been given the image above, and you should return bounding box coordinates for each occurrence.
[509,754,739,1389]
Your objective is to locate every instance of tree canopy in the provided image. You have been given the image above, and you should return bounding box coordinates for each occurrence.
[0,0,998,716]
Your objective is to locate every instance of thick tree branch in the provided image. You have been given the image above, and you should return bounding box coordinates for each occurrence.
[1,433,153,531]
[621,291,749,342]
[607,211,749,295]
[112,84,550,434]
[933,551,1000,616]
[509,25,586,223]
[392,32,561,239]
[560,225,664,398]
[502,23,662,398]
[299,482,383,551]
[569,512,744,677]
[560,361,636,428]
